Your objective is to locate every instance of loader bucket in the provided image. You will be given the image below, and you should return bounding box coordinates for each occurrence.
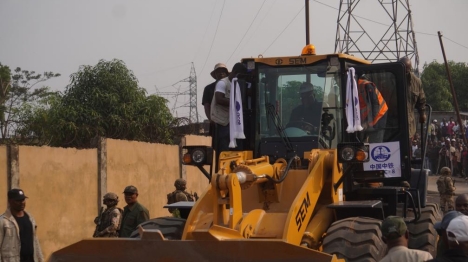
[49,230,344,262]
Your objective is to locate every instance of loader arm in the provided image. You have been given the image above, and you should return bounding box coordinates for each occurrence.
[178,149,345,259]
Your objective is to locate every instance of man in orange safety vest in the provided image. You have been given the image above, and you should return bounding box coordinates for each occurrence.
[358,75,388,143]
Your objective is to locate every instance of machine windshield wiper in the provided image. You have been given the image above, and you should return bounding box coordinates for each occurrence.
[265,102,295,155]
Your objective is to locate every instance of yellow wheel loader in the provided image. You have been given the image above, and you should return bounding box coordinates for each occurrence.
[49,45,441,262]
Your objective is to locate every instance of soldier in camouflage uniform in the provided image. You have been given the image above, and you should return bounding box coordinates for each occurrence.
[399,57,426,140]
[93,192,122,237]
[437,167,456,212]
[167,178,198,215]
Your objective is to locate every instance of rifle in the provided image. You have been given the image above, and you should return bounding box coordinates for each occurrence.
[93,206,105,237]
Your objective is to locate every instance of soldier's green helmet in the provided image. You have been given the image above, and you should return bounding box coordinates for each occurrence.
[440,167,451,175]
[174,178,187,188]
[103,192,119,201]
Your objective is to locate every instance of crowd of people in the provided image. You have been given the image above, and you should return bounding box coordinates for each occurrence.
[414,117,468,179]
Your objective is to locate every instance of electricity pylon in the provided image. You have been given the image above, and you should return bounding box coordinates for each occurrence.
[156,62,199,123]
[334,0,420,74]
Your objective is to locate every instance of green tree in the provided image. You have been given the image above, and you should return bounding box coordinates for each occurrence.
[421,61,468,111]
[0,63,60,143]
[0,63,11,133]
[26,59,174,148]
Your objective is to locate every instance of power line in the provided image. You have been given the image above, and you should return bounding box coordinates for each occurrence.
[226,0,267,64]
[313,0,387,26]
[444,36,468,50]
[238,0,277,55]
[192,0,218,63]
[140,63,191,77]
[262,5,304,55]
[198,0,226,78]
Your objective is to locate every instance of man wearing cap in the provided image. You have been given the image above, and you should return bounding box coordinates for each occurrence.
[119,186,150,238]
[0,189,44,262]
[427,215,468,261]
[380,216,433,262]
[287,82,323,134]
[202,63,229,133]
[434,211,464,258]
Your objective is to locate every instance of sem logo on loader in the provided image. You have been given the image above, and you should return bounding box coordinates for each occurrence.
[295,192,311,231]
[275,59,283,65]
[289,58,306,65]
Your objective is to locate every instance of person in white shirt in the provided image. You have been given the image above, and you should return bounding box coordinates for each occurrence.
[380,216,433,262]
[210,63,246,156]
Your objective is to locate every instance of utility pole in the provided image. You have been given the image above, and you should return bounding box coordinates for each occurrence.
[335,0,420,74]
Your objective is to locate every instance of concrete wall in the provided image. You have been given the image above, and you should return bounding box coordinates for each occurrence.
[106,139,179,218]
[17,145,97,260]
[0,146,6,212]
[0,135,212,259]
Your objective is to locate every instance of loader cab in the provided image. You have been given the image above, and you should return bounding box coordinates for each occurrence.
[241,55,345,164]
[241,54,411,173]
[240,53,424,217]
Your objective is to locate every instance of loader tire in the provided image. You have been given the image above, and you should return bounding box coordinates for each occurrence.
[322,217,386,262]
[406,203,441,257]
[129,217,186,239]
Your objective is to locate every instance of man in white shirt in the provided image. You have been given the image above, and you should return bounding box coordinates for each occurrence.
[380,216,433,262]
[211,63,246,155]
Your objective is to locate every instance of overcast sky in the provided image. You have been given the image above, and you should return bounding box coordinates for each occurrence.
[1,0,467,122]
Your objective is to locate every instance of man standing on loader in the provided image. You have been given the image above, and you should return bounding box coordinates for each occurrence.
[399,57,426,141]
[211,63,247,155]
[437,167,457,212]
[93,192,123,238]
[357,74,388,143]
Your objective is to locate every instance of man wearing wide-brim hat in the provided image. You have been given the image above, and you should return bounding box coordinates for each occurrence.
[0,189,44,262]
[201,63,229,136]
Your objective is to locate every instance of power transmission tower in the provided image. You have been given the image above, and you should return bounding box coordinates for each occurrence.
[155,62,199,123]
[183,62,198,124]
[334,0,420,73]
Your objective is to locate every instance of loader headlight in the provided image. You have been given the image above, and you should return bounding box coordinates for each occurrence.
[341,146,355,161]
[337,143,369,163]
[191,149,205,164]
[182,146,213,166]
